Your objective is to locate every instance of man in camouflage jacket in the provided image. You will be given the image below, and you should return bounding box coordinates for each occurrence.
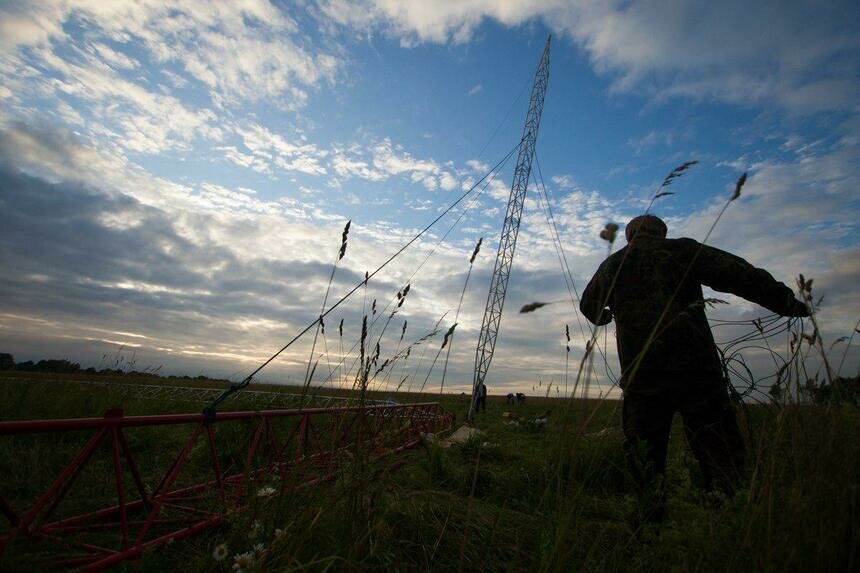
[581,214,807,494]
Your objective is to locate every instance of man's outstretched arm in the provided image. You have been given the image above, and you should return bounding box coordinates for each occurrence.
[692,241,808,317]
[581,260,614,326]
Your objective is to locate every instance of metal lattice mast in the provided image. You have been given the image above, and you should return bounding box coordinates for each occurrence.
[469,36,550,419]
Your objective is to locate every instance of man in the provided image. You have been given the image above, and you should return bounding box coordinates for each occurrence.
[580,214,807,496]
[475,380,488,413]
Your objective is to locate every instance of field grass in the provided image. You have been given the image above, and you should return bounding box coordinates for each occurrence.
[1,372,858,572]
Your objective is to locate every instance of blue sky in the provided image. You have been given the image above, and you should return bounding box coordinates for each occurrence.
[1,1,858,396]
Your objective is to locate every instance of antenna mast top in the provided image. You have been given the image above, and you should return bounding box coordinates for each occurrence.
[469,35,551,419]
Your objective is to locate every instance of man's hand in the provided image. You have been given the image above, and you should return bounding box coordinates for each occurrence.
[787,299,809,317]
[596,307,614,325]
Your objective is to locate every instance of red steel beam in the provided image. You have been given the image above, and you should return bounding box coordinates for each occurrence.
[0,402,445,434]
[0,402,454,571]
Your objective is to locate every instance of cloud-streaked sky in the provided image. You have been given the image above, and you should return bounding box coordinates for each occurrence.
[1,1,858,396]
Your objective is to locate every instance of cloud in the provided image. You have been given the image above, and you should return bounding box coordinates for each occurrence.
[550,174,577,190]
[331,151,386,181]
[468,84,483,96]
[1,119,856,393]
[466,159,490,173]
[371,138,439,176]
[328,137,460,192]
[217,145,272,174]
[1,42,222,154]
[626,127,693,155]
[321,0,860,113]
[232,123,327,175]
[0,1,340,109]
[0,2,857,394]
[439,171,459,191]
[0,122,521,390]
[485,178,511,202]
[318,0,547,46]
[90,43,139,70]
[0,124,351,375]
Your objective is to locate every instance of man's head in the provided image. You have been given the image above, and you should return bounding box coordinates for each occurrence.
[625,214,667,242]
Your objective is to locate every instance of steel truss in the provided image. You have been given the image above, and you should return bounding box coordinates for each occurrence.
[471,36,551,417]
[0,402,453,571]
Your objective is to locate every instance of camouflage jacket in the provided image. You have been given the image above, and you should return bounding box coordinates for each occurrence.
[580,236,804,380]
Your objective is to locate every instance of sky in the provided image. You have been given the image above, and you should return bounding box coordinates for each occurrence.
[0,0,858,398]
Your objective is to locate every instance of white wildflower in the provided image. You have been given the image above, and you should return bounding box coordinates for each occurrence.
[232,550,256,572]
[212,543,229,562]
[256,486,276,498]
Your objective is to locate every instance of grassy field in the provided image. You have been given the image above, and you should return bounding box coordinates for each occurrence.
[1,372,858,572]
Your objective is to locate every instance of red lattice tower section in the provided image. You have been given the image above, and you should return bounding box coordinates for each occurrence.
[0,403,453,571]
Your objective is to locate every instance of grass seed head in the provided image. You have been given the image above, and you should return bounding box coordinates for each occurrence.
[397,283,411,307]
[441,323,457,349]
[659,159,698,189]
[338,219,351,260]
[470,237,483,263]
[599,222,619,244]
[731,172,748,201]
[520,301,549,313]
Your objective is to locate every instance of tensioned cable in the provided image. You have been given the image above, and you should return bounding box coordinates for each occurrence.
[531,175,593,338]
[206,143,521,410]
[532,177,618,387]
[316,143,519,392]
[225,77,535,389]
[532,154,619,384]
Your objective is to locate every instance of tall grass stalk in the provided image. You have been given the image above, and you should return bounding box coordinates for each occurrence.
[836,316,860,377]
[304,220,350,388]
[440,237,482,394]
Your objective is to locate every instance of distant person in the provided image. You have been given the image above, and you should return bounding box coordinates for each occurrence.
[516,392,526,404]
[506,392,515,404]
[580,214,808,501]
[475,381,488,413]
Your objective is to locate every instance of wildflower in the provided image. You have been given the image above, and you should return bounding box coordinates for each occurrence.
[248,519,262,539]
[232,550,256,572]
[256,486,276,498]
[212,543,229,562]
[253,543,265,554]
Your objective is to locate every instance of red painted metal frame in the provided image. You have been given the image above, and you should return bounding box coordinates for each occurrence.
[0,403,454,571]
